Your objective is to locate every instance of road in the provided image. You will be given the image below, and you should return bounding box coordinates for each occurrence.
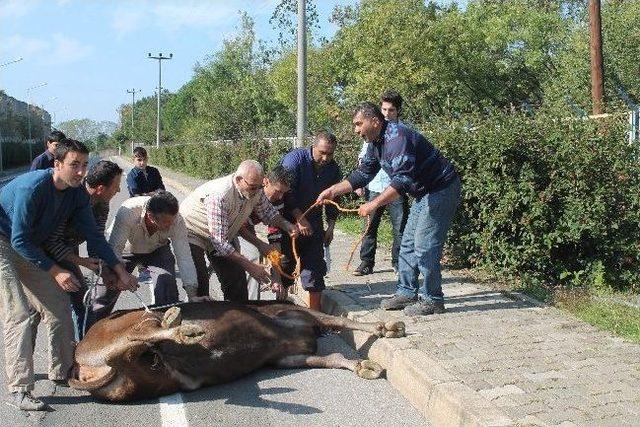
[0,158,428,426]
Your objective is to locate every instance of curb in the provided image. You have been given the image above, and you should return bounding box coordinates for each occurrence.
[319,289,515,427]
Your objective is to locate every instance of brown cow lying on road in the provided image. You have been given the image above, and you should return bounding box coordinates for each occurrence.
[69,301,406,401]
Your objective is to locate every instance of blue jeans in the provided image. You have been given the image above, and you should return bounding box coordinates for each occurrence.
[360,189,409,268]
[396,176,461,302]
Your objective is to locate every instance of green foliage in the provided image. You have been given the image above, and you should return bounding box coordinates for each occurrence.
[427,112,640,292]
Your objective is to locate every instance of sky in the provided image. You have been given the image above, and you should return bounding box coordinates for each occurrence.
[0,0,358,125]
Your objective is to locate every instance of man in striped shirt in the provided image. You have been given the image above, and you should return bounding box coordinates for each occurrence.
[180,160,298,301]
[41,160,124,338]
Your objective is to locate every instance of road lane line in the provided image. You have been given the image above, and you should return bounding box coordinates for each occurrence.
[159,393,189,427]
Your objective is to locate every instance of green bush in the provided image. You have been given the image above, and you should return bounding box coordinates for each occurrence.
[1,141,34,169]
[427,113,640,292]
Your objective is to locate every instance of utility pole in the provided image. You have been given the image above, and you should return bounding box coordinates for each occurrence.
[126,88,141,137]
[147,53,172,148]
[589,0,604,115]
[296,0,307,148]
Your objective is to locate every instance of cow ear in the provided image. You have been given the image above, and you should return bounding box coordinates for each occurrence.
[162,307,182,329]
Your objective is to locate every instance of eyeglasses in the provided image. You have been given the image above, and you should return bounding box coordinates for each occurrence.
[241,176,264,191]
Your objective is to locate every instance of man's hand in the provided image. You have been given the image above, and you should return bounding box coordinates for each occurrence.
[101,267,118,289]
[52,269,81,292]
[247,262,270,284]
[296,217,313,237]
[324,226,335,246]
[354,188,365,198]
[285,221,299,239]
[316,186,337,203]
[358,201,377,217]
[78,257,101,272]
[112,264,139,292]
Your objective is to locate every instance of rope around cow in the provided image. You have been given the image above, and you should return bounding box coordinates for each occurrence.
[266,199,371,294]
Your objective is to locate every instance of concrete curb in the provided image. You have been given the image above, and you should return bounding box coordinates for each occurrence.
[318,289,515,427]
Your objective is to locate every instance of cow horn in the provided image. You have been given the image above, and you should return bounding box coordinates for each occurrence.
[162,306,182,329]
[68,365,117,391]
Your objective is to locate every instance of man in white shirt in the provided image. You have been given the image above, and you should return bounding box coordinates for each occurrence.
[91,191,205,323]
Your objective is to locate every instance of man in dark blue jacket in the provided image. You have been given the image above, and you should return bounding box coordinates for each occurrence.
[126,146,165,197]
[318,102,461,316]
[0,139,138,411]
[281,131,342,311]
[30,130,66,170]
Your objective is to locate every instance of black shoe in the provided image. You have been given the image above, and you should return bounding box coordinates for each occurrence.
[403,300,446,316]
[353,263,374,276]
[4,392,48,411]
[380,294,417,310]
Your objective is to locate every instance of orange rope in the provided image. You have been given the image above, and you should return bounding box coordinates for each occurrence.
[265,200,371,294]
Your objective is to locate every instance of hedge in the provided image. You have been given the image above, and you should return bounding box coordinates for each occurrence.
[149,113,640,292]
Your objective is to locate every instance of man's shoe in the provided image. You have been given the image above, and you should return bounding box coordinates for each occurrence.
[380,294,417,310]
[403,300,446,316]
[353,263,374,276]
[4,392,48,411]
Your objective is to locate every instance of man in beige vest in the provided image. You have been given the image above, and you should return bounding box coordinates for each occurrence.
[180,160,298,301]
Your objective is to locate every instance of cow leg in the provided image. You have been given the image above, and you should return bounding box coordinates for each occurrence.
[293,308,406,338]
[274,353,383,379]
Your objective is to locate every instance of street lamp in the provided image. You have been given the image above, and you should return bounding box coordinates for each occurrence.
[26,82,47,162]
[0,57,24,172]
[147,52,172,148]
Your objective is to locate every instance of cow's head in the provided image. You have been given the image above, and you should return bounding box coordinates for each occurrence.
[70,306,205,401]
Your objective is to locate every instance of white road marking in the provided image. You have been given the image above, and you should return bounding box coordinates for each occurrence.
[159,393,189,427]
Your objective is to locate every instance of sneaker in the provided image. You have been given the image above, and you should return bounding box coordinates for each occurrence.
[353,263,374,276]
[4,391,48,411]
[380,294,417,310]
[403,300,446,316]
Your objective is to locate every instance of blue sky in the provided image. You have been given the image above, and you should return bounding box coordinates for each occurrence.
[0,0,461,126]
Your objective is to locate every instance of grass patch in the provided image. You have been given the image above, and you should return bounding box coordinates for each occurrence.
[555,293,640,343]
[336,215,393,247]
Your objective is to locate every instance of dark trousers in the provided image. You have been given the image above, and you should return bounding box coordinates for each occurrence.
[58,259,91,341]
[91,244,178,324]
[277,225,327,292]
[189,243,248,302]
[360,189,409,269]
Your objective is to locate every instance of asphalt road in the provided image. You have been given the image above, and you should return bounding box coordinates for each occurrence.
[0,158,428,426]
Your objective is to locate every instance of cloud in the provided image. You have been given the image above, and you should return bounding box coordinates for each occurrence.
[1,35,48,58]
[0,0,39,19]
[110,0,277,36]
[0,34,91,64]
[50,34,93,61]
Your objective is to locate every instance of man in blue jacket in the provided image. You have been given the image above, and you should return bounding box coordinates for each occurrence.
[281,131,342,311]
[0,139,138,411]
[126,146,165,197]
[318,102,461,317]
[30,130,66,170]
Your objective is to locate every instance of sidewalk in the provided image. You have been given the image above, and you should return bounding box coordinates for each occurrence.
[130,158,640,427]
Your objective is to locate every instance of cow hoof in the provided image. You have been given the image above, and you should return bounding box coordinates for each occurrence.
[374,321,406,338]
[162,307,182,329]
[356,360,383,380]
[177,324,205,344]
